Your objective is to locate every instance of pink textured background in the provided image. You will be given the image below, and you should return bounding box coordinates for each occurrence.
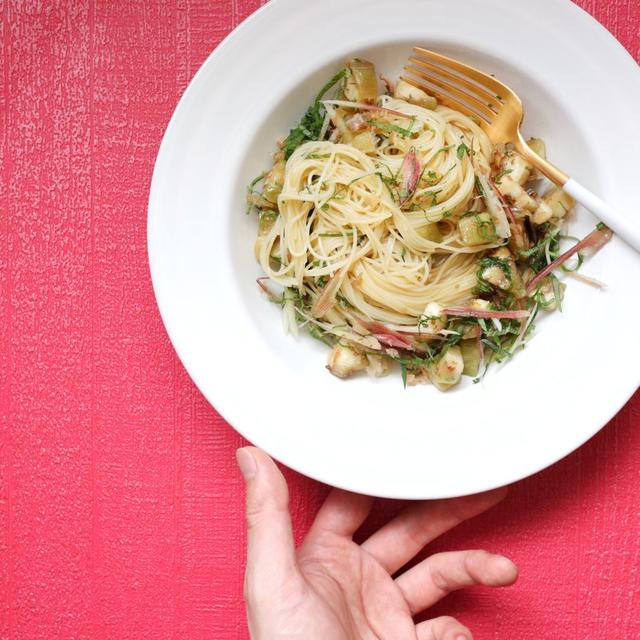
[0,0,639,638]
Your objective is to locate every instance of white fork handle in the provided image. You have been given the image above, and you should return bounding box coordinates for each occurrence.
[563,179,640,252]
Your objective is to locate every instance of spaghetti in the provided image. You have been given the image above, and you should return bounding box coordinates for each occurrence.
[248,58,611,390]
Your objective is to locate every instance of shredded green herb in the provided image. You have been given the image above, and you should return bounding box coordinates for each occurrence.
[246,173,267,214]
[336,293,354,309]
[248,173,266,190]
[400,362,408,388]
[519,225,560,272]
[461,211,497,242]
[368,116,416,138]
[494,168,512,184]
[376,171,400,203]
[308,325,335,347]
[422,170,439,186]
[561,252,584,272]
[433,145,454,158]
[423,190,441,206]
[456,142,470,159]
[417,313,441,331]
[551,274,563,311]
[282,68,348,160]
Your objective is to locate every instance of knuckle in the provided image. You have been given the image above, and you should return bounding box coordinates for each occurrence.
[402,516,429,550]
[445,498,473,524]
[463,549,490,579]
[429,563,454,594]
[449,626,472,640]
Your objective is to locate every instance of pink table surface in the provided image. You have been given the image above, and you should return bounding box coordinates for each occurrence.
[1,1,639,638]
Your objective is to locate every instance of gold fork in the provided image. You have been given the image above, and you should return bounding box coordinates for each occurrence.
[402,47,638,251]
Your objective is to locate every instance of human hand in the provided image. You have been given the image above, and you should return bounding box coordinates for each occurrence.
[237,447,517,640]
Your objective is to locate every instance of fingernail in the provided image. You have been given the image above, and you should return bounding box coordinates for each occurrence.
[236,448,257,480]
[495,555,517,573]
[456,635,469,640]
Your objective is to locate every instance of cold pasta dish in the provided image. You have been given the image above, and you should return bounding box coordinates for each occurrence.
[248,58,612,390]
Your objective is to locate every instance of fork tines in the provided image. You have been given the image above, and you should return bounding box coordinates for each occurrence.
[402,47,507,124]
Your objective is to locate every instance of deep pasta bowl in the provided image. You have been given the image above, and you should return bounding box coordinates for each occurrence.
[148,0,640,498]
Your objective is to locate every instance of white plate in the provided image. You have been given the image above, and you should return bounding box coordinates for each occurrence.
[148,0,640,498]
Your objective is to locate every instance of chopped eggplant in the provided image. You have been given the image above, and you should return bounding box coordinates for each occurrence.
[429,345,464,390]
[532,200,553,225]
[420,302,446,334]
[542,186,575,219]
[365,353,392,377]
[344,59,378,104]
[526,137,546,179]
[458,212,496,246]
[393,79,437,110]
[350,130,377,154]
[491,247,525,296]
[327,344,368,378]
[496,175,537,211]
[460,339,482,377]
[498,152,532,186]
[263,161,285,204]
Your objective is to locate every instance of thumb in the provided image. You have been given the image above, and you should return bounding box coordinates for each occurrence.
[237,447,298,600]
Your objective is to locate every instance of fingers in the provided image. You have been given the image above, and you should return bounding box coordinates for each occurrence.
[416,615,473,640]
[237,447,299,599]
[361,487,507,573]
[305,488,374,540]
[396,550,518,614]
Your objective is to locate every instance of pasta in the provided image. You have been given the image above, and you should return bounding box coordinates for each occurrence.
[248,59,612,390]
